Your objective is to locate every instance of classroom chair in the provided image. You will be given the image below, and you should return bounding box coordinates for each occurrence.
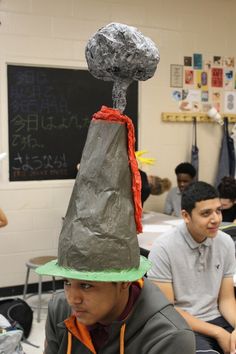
[23,256,57,322]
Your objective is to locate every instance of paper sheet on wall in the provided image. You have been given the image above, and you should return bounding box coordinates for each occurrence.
[224,92,236,113]
[186,89,201,102]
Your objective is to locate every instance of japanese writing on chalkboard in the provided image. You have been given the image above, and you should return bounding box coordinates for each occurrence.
[8,65,138,181]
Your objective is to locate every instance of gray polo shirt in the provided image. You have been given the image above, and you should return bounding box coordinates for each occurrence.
[148,222,236,321]
[163,187,181,217]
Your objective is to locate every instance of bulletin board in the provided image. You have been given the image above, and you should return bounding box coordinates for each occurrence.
[169,53,236,114]
[7,65,138,182]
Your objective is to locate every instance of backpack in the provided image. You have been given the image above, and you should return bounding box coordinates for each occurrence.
[0,298,33,339]
[0,314,24,354]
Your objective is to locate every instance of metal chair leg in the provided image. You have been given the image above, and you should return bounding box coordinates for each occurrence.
[37,275,42,322]
[23,267,30,300]
[52,276,56,293]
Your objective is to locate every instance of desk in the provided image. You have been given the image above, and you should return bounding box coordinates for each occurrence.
[138,212,183,251]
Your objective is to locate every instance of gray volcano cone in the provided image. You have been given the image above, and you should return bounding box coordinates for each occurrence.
[58,119,140,271]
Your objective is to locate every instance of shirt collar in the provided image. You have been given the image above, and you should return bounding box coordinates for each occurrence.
[180,222,212,249]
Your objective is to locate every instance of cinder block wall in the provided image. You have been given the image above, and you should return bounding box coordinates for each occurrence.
[0,0,235,287]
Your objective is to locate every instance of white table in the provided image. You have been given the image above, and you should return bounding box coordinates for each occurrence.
[138,211,183,251]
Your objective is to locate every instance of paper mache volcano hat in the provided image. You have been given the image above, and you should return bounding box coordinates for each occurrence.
[36,23,160,281]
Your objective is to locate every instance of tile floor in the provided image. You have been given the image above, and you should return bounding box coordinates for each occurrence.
[22,317,46,354]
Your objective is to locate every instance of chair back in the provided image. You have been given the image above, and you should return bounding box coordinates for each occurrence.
[220,225,236,254]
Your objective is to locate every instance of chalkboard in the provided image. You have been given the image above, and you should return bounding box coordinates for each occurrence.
[7,65,138,181]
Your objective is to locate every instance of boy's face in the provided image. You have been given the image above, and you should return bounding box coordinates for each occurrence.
[182,198,222,243]
[177,173,193,193]
[64,279,130,326]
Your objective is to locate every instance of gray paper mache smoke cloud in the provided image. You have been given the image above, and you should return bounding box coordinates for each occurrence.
[85,22,160,113]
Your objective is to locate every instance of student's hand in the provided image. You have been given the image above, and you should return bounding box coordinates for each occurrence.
[0,208,8,228]
[215,327,231,353]
[229,329,236,354]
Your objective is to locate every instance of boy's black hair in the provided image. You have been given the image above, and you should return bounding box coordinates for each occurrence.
[218,176,236,200]
[181,181,219,214]
[175,162,196,178]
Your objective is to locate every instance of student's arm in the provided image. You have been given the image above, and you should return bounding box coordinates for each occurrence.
[218,277,236,353]
[163,190,173,215]
[0,208,8,227]
[218,277,236,327]
[148,330,195,354]
[152,281,232,354]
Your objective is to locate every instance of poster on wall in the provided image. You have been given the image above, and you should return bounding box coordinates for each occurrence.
[224,69,233,90]
[224,92,236,113]
[184,56,192,66]
[212,91,221,112]
[195,70,208,90]
[185,69,194,85]
[201,91,209,102]
[170,64,183,88]
[193,53,202,70]
[172,90,182,101]
[211,68,223,87]
[213,56,222,66]
[224,56,234,68]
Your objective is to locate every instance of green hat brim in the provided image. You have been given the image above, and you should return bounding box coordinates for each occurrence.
[36,256,151,282]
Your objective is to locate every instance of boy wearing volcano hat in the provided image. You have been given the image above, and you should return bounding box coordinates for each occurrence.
[37,23,195,354]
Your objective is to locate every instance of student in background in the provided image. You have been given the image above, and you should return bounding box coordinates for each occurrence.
[218,176,236,223]
[164,162,196,217]
[135,150,171,207]
[0,208,8,228]
[139,169,171,206]
[148,181,236,354]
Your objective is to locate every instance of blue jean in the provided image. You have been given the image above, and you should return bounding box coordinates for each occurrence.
[195,316,233,354]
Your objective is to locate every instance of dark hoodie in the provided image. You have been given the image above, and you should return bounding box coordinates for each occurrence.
[44,278,195,354]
